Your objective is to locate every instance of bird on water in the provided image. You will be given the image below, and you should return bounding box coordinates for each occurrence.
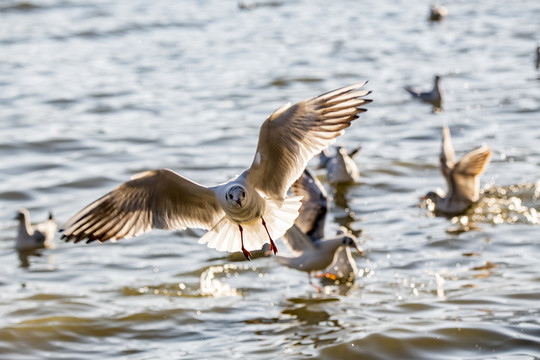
[15,209,57,250]
[276,168,364,291]
[423,125,492,215]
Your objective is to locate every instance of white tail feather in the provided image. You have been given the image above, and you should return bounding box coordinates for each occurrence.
[198,196,302,252]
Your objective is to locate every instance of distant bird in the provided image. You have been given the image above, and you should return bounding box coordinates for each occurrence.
[404,75,443,109]
[535,45,540,69]
[423,125,492,215]
[238,2,256,10]
[15,209,57,250]
[238,1,282,10]
[60,83,372,261]
[276,168,363,291]
[318,145,361,185]
[429,3,448,21]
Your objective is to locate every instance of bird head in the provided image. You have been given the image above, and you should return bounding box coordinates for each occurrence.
[14,209,28,222]
[225,185,247,208]
[341,234,364,256]
[422,191,443,212]
[422,191,442,202]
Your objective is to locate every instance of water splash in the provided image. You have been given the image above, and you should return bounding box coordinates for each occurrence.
[471,181,540,225]
[425,181,540,231]
[199,265,241,297]
[435,273,445,300]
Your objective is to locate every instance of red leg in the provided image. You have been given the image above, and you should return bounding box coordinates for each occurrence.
[261,217,278,255]
[238,225,251,261]
[309,272,321,293]
[314,272,338,281]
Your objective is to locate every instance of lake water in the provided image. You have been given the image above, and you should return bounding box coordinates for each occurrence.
[1,0,539,359]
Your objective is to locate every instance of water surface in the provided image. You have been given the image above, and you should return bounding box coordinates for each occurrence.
[1,0,539,359]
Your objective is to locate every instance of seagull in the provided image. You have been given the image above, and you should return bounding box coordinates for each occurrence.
[404,75,443,109]
[60,83,372,260]
[318,145,361,185]
[423,125,492,215]
[276,168,363,291]
[429,3,448,21]
[15,209,57,250]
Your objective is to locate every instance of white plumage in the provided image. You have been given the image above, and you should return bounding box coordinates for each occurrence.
[15,209,57,250]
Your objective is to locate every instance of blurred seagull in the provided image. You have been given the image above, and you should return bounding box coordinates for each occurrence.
[318,145,361,185]
[15,209,57,250]
[429,3,448,21]
[60,83,372,260]
[535,45,540,69]
[276,168,363,291]
[423,125,492,215]
[404,75,443,110]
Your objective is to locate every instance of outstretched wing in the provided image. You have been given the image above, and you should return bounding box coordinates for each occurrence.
[440,125,456,188]
[281,224,317,255]
[60,169,224,243]
[440,126,456,170]
[452,145,492,201]
[291,168,328,241]
[246,82,371,202]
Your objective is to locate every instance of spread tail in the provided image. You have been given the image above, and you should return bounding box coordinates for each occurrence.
[198,196,302,253]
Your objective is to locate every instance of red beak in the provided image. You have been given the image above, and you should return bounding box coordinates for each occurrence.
[354,243,365,256]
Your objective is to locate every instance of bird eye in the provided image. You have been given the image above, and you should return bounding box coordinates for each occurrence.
[228,194,233,200]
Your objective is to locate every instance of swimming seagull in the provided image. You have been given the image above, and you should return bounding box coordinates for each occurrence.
[15,209,57,250]
[429,3,448,21]
[404,75,443,109]
[423,125,492,215]
[60,83,372,260]
[318,145,361,185]
[276,168,363,291]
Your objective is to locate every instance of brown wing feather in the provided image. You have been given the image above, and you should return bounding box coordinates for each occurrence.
[247,82,371,202]
[60,169,224,243]
[291,168,328,241]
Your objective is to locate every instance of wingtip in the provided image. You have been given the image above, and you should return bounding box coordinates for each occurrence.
[347,80,369,89]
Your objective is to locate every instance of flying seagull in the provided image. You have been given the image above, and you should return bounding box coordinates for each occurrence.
[276,168,363,291]
[60,83,372,260]
[423,125,492,215]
